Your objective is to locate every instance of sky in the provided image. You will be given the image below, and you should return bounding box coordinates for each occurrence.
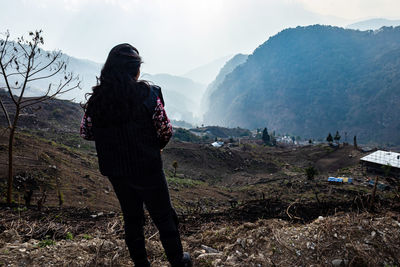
[1,0,399,75]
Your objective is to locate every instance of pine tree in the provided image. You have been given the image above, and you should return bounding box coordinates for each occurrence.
[326,133,333,143]
[334,131,341,144]
[262,128,270,145]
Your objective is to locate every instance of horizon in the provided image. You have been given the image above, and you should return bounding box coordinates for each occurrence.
[1,0,400,77]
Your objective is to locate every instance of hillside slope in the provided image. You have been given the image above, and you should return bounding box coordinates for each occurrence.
[201,54,248,119]
[204,25,400,145]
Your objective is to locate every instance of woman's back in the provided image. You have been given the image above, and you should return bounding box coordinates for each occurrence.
[91,85,164,184]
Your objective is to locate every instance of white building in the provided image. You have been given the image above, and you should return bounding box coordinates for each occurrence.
[360,150,400,177]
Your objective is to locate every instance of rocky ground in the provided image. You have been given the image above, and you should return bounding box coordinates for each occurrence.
[0,206,399,266]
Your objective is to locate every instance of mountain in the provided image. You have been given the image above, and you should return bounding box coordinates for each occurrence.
[200,54,248,119]
[141,73,206,123]
[347,18,400,31]
[182,54,233,85]
[0,43,203,124]
[204,25,400,145]
[0,42,102,103]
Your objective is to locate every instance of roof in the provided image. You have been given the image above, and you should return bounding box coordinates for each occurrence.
[360,150,400,169]
[211,141,224,148]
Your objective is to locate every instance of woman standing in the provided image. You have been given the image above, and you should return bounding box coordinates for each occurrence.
[80,44,192,267]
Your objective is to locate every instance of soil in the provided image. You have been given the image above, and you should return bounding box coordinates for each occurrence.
[1,206,399,266]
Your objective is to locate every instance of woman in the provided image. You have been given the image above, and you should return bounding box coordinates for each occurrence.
[80,44,192,267]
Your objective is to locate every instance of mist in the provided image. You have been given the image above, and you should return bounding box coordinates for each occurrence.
[3,0,395,75]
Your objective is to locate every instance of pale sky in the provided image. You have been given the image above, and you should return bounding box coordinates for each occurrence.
[1,0,399,75]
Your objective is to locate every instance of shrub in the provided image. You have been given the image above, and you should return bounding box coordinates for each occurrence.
[65,232,73,240]
[38,236,55,247]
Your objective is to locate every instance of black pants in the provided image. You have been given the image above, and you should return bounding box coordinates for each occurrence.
[108,172,183,267]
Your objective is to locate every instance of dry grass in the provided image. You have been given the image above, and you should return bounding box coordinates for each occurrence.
[1,207,399,266]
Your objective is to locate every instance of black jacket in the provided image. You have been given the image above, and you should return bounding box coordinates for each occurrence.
[92,85,166,184]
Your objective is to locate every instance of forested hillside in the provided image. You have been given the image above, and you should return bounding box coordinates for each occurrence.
[201,54,248,118]
[204,25,400,145]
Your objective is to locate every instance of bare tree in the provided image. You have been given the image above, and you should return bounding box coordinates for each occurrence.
[0,30,80,204]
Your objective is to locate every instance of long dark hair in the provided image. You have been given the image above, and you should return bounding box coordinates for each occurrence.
[84,43,150,126]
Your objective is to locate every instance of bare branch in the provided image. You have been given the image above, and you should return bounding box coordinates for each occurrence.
[55,78,81,95]
[27,62,65,82]
[2,55,17,70]
[0,31,10,59]
[5,70,27,78]
[21,80,81,109]
[17,41,29,58]
[0,95,12,127]
[30,60,44,72]
[0,61,17,105]
[20,84,52,105]
[28,51,61,78]
[21,74,80,108]
[17,46,34,105]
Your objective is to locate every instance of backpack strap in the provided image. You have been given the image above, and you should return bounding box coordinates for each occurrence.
[143,85,163,115]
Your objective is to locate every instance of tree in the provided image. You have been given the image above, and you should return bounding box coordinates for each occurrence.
[305,166,318,180]
[305,166,321,205]
[334,131,341,144]
[172,161,178,177]
[0,30,80,204]
[353,135,358,149]
[262,127,270,145]
[326,133,333,143]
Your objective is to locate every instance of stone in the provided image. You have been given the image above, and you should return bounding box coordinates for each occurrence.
[196,252,223,260]
[0,229,20,243]
[371,231,376,238]
[332,259,349,266]
[201,244,220,253]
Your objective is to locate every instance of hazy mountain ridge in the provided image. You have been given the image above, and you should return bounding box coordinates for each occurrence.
[0,42,209,124]
[200,54,248,119]
[0,41,102,103]
[142,73,206,123]
[347,18,400,30]
[204,25,400,145]
[182,54,233,84]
